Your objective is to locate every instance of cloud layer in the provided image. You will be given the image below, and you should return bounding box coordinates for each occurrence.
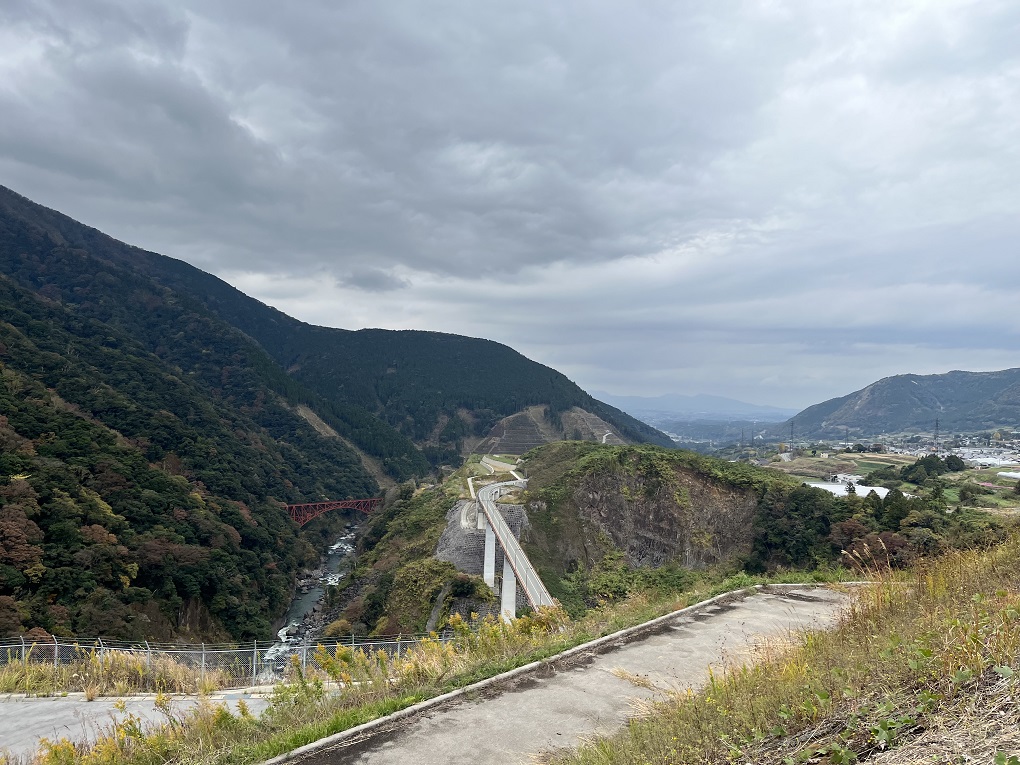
[3,0,1019,408]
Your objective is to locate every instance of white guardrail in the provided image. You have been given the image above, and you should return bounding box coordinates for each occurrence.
[476,480,556,610]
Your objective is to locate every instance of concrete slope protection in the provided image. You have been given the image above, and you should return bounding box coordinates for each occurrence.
[276,585,850,765]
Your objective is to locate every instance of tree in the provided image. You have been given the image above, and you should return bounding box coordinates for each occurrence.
[944,454,966,472]
[959,484,979,504]
[925,480,948,512]
[879,489,910,531]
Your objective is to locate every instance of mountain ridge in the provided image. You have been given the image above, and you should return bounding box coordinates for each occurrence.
[784,368,1020,438]
[592,390,797,422]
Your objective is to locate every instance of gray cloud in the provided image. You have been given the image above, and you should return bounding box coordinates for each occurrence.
[3,0,1019,408]
[341,267,410,293]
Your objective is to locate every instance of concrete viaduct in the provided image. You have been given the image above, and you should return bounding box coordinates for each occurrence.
[474,478,555,619]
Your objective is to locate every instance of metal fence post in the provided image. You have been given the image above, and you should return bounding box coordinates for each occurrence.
[20,635,25,666]
[97,636,105,670]
[251,640,257,686]
[53,635,58,671]
[201,643,206,684]
[396,634,402,659]
[145,640,151,672]
[300,639,307,673]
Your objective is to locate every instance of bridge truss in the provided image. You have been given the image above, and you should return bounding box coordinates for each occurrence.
[286,498,383,527]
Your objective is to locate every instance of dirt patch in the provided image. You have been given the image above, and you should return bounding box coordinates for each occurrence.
[288,404,395,489]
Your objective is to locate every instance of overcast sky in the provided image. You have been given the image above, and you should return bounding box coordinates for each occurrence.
[2,1,1018,409]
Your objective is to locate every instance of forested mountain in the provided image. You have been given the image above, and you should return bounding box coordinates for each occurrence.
[0,275,376,640]
[0,184,670,640]
[0,186,669,463]
[786,369,1020,438]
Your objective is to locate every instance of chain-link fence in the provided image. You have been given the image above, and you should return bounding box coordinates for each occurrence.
[0,632,445,694]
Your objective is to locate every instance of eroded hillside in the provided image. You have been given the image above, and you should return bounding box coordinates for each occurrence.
[520,444,796,602]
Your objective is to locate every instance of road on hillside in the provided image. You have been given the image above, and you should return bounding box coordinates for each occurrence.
[295,586,849,765]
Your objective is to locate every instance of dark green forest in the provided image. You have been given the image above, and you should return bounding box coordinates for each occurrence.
[114,255,674,457]
[0,277,379,639]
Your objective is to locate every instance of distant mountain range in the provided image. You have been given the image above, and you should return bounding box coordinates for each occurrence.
[783,369,1020,438]
[592,391,798,424]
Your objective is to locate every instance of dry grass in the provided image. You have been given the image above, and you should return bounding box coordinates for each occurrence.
[0,649,231,697]
[9,607,577,765]
[551,536,1020,765]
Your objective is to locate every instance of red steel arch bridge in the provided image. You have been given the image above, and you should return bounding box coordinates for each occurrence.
[286,498,383,527]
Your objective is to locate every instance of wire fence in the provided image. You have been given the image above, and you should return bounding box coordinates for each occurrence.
[0,632,448,693]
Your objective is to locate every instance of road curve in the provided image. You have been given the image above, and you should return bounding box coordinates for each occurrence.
[287,585,849,765]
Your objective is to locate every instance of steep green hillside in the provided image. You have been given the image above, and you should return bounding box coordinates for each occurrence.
[0,187,430,481]
[520,443,1004,614]
[0,276,381,640]
[0,184,675,641]
[133,255,674,459]
[786,368,1020,438]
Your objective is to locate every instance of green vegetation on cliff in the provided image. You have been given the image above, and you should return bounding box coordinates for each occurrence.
[340,484,488,635]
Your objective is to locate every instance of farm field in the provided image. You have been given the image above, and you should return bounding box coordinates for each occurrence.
[769,451,1020,513]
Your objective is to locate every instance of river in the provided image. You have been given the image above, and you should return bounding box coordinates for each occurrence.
[262,526,357,671]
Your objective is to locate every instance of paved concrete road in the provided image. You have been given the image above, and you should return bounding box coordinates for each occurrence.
[0,689,270,760]
[297,586,849,765]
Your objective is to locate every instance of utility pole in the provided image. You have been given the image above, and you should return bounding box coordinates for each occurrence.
[933,417,940,454]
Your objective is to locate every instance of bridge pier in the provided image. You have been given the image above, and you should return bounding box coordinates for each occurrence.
[476,478,555,622]
[500,556,516,622]
[478,512,497,589]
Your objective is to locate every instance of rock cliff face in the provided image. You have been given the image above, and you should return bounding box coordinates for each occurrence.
[521,443,789,586]
[571,467,757,569]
